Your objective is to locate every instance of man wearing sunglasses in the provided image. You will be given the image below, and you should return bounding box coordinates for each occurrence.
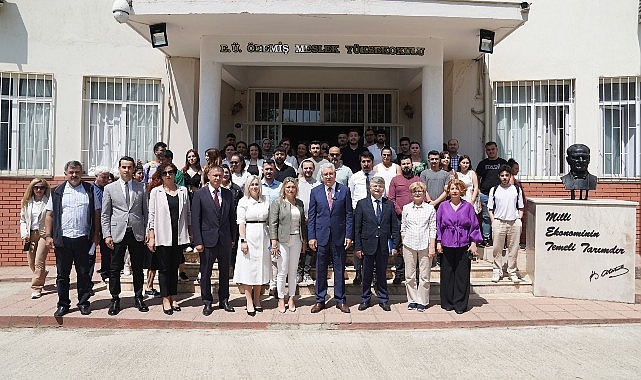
[318,146,352,186]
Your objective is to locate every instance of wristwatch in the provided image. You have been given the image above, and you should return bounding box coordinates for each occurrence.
[240,239,246,243]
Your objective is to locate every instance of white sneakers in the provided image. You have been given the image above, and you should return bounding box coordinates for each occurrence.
[491,270,502,283]
[31,291,41,299]
[492,270,522,283]
[509,273,522,283]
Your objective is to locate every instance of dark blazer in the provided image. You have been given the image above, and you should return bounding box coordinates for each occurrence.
[191,185,237,248]
[308,182,353,246]
[50,181,97,247]
[354,196,401,255]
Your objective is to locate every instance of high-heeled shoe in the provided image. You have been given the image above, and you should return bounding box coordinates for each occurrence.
[172,305,181,312]
[255,306,263,313]
[247,309,256,317]
[163,306,173,315]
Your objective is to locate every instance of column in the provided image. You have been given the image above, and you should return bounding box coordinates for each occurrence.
[421,63,443,152]
[198,59,222,154]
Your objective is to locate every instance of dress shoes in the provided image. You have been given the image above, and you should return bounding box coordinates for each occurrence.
[172,305,181,312]
[358,302,370,311]
[134,298,149,312]
[78,304,91,315]
[163,306,173,315]
[220,299,235,312]
[53,305,69,317]
[379,302,391,312]
[336,303,350,313]
[310,302,325,313]
[203,304,214,316]
[107,299,121,316]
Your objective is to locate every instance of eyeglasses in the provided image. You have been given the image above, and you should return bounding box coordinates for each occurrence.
[34,186,46,191]
[162,170,176,176]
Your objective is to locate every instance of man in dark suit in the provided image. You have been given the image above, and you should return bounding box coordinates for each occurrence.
[192,165,237,315]
[308,163,354,313]
[354,176,401,311]
[101,156,149,315]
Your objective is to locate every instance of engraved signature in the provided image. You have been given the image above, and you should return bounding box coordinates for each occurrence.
[589,264,629,282]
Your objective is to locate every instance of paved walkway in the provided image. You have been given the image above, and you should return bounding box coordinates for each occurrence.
[1,266,641,330]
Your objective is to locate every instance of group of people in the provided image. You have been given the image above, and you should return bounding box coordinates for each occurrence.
[19,129,525,317]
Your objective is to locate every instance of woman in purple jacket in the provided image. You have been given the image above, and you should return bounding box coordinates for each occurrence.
[436,178,482,314]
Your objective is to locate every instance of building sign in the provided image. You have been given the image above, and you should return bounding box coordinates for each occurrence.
[220,41,425,56]
[527,198,637,303]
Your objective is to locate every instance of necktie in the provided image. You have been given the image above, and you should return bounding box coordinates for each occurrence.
[213,188,220,209]
[124,181,130,208]
[375,199,382,224]
[327,187,333,210]
[365,172,371,196]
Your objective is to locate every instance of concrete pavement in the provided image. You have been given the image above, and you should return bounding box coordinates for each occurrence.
[1,325,640,379]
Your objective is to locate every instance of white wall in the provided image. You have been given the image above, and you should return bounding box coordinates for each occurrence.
[488,0,641,173]
[0,0,168,175]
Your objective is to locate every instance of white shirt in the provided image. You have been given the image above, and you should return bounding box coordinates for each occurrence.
[401,202,437,251]
[348,170,373,209]
[30,200,45,230]
[297,177,320,218]
[207,183,223,207]
[368,145,397,166]
[119,178,132,208]
[46,183,91,238]
[488,184,524,221]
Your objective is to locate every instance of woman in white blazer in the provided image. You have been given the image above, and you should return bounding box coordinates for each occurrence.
[146,163,191,315]
[19,178,51,299]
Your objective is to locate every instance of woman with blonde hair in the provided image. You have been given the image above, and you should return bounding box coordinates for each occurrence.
[400,181,436,312]
[19,178,51,299]
[268,177,307,313]
[233,175,271,316]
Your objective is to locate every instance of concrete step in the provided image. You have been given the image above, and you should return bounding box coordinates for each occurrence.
[116,269,531,296]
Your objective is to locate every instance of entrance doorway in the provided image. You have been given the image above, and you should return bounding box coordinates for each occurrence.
[282,125,350,147]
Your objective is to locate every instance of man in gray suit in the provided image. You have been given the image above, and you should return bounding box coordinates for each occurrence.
[102,156,149,315]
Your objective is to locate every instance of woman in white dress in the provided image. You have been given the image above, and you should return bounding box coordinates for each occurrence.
[457,155,481,214]
[373,146,401,195]
[233,175,271,316]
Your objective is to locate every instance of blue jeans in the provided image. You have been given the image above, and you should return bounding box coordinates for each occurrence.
[479,193,491,241]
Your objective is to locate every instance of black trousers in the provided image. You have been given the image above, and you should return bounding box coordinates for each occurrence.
[109,229,145,300]
[200,241,230,306]
[98,240,113,281]
[440,246,471,312]
[156,245,181,297]
[55,236,92,308]
[297,247,315,276]
[361,246,389,303]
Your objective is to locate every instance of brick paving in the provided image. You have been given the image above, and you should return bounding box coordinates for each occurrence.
[1,266,641,330]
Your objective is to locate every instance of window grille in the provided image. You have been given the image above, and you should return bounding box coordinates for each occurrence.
[82,77,161,173]
[599,77,641,178]
[0,72,53,174]
[493,80,574,178]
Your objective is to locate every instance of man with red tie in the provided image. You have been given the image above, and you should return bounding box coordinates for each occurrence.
[308,163,354,313]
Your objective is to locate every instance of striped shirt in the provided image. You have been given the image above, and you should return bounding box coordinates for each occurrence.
[401,202,437,251]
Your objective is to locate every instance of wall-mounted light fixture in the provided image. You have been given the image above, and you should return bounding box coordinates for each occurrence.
[479,29,495,54]
[149,23,168,48]
[403,103,414,119]
[231,101,243,116]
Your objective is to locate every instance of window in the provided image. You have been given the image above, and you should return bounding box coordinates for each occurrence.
[0,72,53,174]
[493,80,574,178]
[82,77,161,173]
[599,77,640,178]
[248,89,399,147]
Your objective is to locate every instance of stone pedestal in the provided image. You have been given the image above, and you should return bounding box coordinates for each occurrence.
[526,198,637,303]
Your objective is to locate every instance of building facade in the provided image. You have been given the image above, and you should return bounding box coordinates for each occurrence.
[0,0,638,265]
